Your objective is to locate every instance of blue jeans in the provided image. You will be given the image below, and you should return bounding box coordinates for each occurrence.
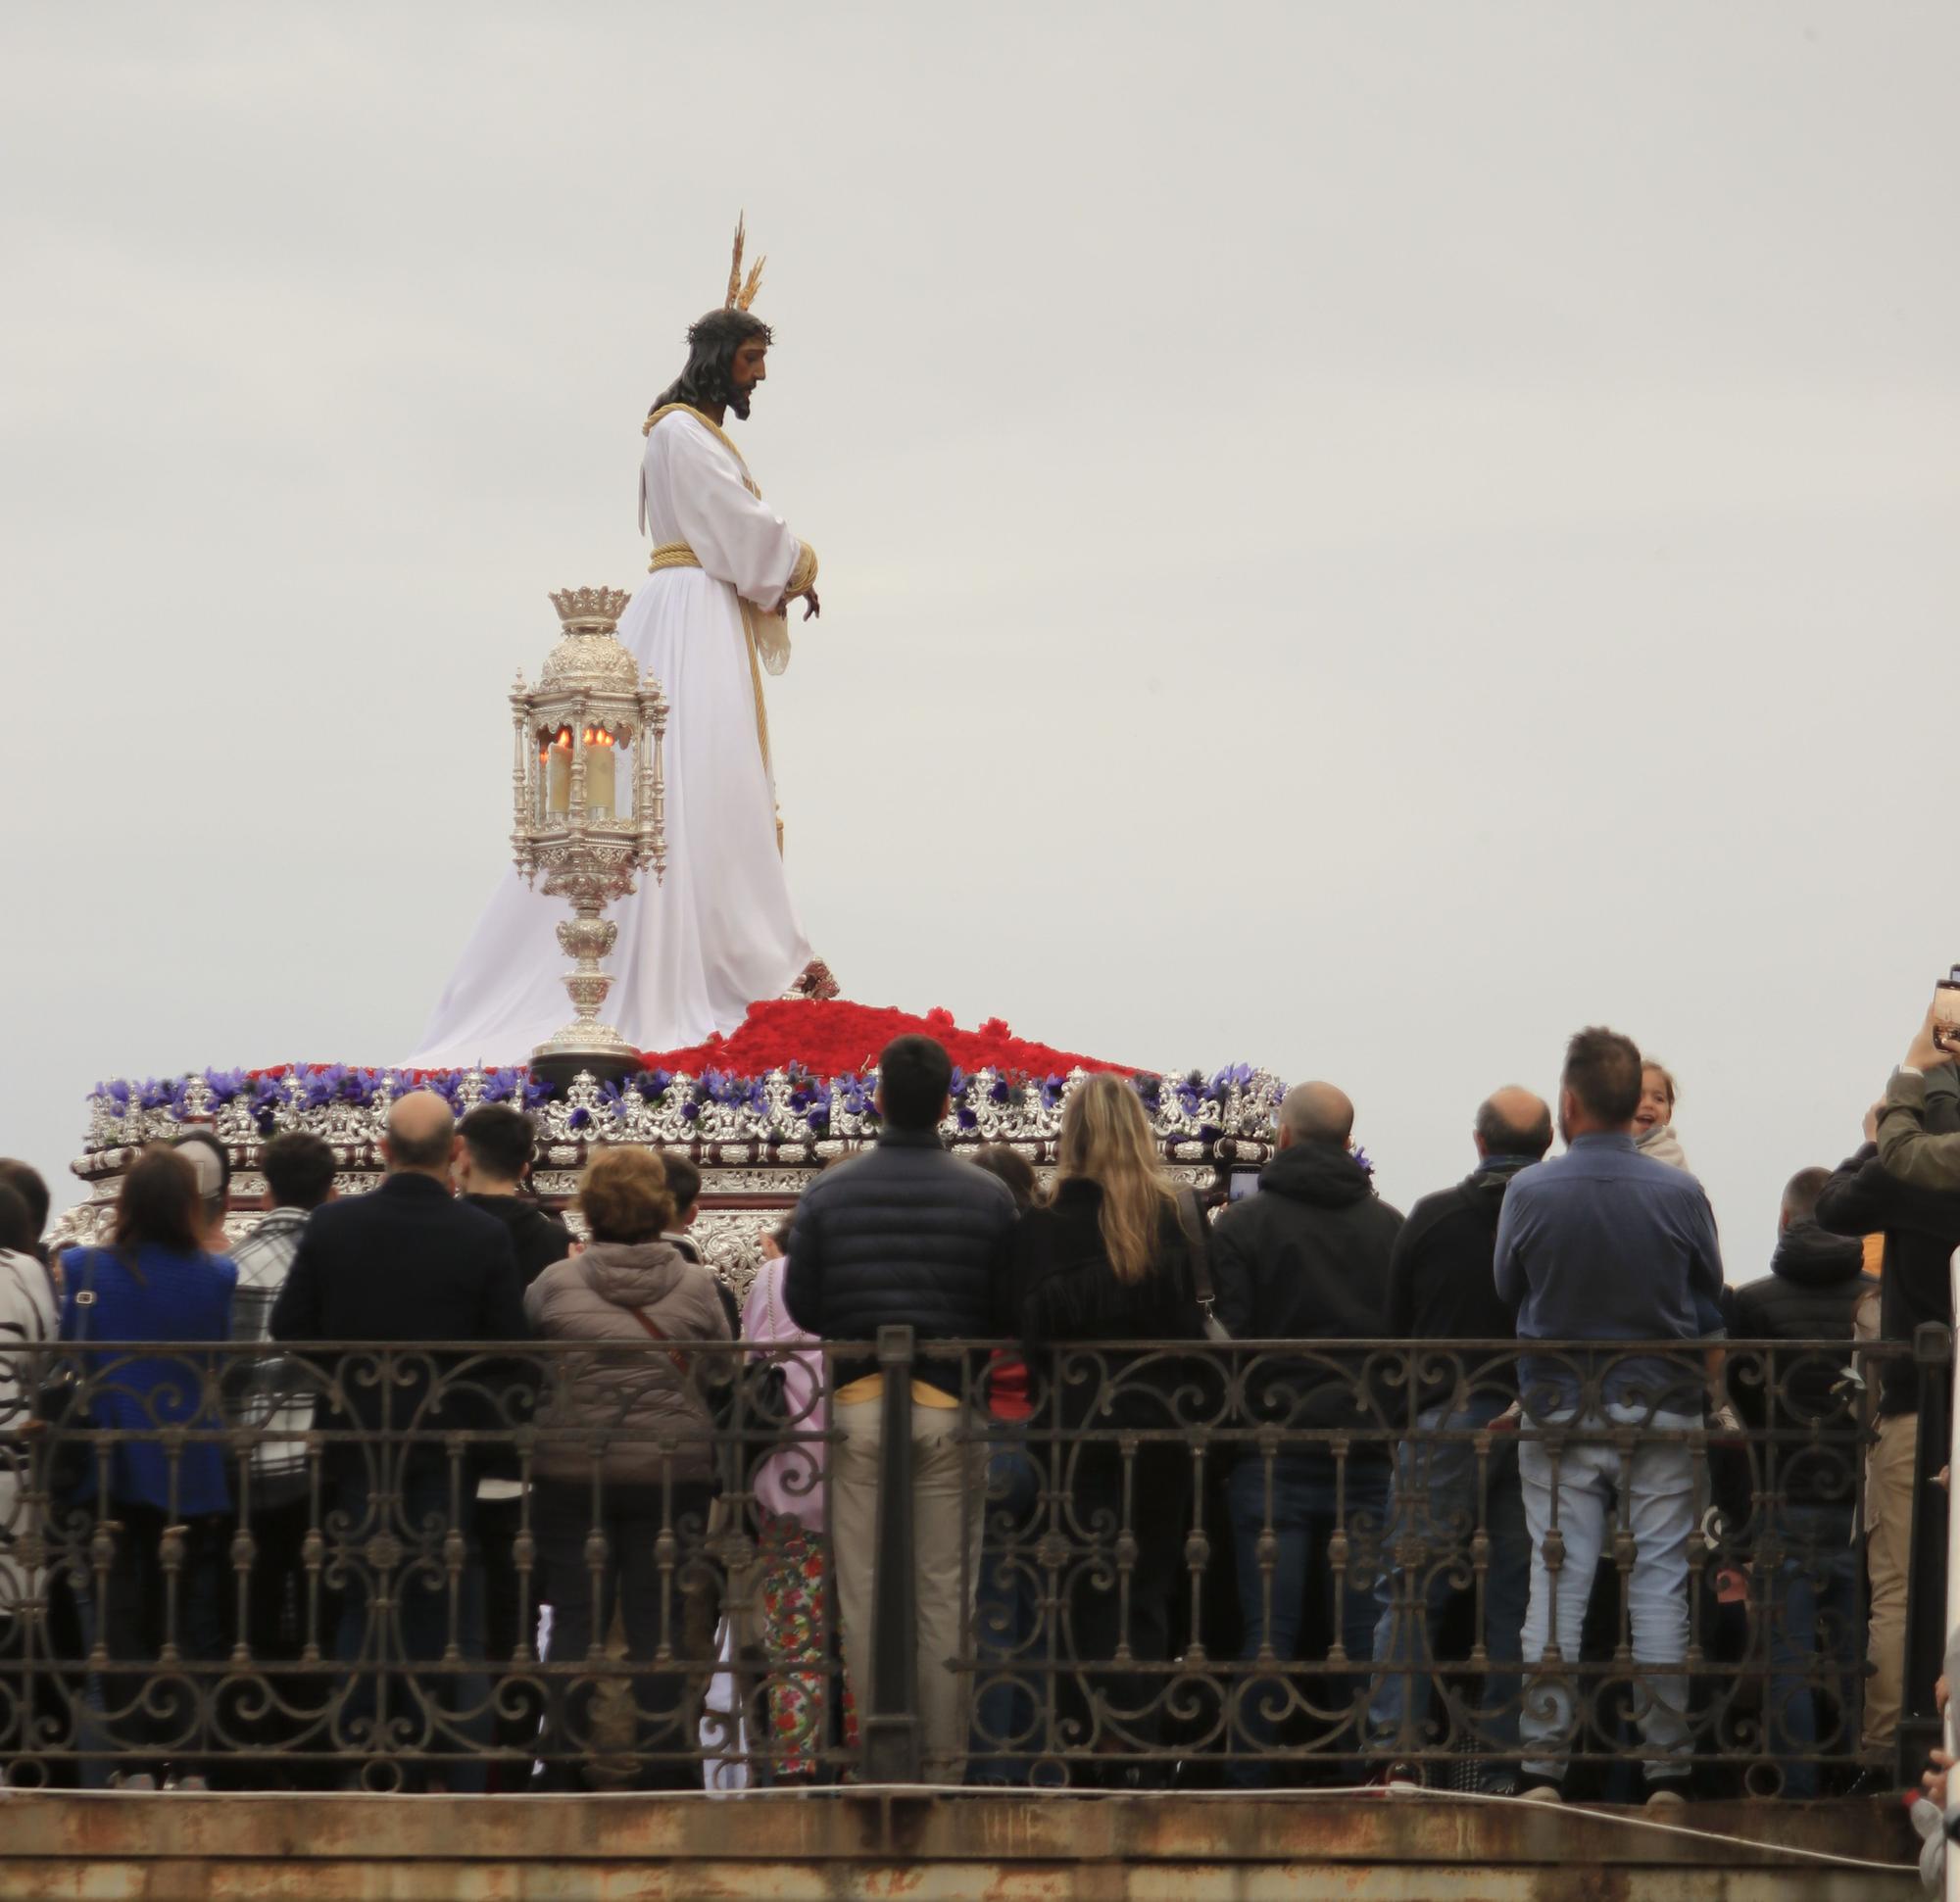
[1517,1406,1696,1785]
[968,1439,1044,1783]
[1226,1455,1388,1786]
[1761,1500,1860,1799]
[1366,1397,1529,1784]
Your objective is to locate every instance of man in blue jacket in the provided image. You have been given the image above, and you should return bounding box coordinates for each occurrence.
[1494,1027,1724,1808]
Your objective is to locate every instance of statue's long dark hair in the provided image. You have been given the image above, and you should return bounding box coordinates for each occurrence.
[649,308,772,418]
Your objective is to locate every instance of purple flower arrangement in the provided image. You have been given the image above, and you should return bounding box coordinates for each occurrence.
[89,1063,550,1139]
[87,1061,1292,1154]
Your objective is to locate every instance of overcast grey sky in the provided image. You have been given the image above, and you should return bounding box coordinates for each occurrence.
[2,1,1954,1266]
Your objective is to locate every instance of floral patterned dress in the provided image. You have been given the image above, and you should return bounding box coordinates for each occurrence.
[743,1257,857,1777]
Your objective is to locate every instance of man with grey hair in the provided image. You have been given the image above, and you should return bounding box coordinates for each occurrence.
[1364,1087,1551,1789]
[1210,1080,1404,1785]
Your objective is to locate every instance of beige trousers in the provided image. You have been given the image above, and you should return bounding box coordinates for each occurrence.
[830,1399,986,1783]
[1863,1411,1919,1751]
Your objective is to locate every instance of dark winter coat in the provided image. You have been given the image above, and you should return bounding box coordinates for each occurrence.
[462,1193,572,1482]
[1723,1218,1875,1510]
[1011,1178,1206,1430]
[270,1172,527,1453]
[1208,1141,1404,1461]
[1382,1157,1534,1411]
[784,1128,1019,1398]
[465,1194,572,1288]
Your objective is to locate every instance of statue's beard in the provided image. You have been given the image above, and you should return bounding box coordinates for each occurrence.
[726,382,756,421]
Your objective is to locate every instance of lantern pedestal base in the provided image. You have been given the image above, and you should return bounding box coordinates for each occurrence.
[529,1034,643,1091]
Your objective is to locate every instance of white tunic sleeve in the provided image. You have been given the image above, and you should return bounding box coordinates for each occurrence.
[662,416,802,609]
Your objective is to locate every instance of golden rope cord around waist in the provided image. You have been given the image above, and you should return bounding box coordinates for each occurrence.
[645,541,776,815]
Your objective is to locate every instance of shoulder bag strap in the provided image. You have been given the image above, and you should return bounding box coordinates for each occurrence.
[1173,1188,1216,1307]
[1175,1188,1235,1343]
[628,1305,690,1379]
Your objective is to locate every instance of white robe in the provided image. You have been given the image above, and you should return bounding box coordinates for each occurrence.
[407,412,813,1068]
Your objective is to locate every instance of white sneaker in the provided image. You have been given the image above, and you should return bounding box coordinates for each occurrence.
[1644,1784,1687,1810]
[1519,1781,1564,1804]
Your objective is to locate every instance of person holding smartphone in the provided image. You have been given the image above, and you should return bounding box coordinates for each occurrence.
[1874,986,1960,1193]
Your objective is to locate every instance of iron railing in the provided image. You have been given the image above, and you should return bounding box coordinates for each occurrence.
[0,1331,1943,1795]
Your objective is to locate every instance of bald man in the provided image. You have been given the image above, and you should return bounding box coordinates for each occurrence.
[270,1087,529,1353]
[271,1090,527,1346]
[1363,1087,1551,1788]
[1209,1079,1403,1787]
[270,1088,527,1788]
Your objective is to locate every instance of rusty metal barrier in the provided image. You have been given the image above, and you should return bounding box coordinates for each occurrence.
[0,1332,1937,1797]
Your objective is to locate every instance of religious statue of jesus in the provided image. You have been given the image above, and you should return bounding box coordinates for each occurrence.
[408,221,837,1070]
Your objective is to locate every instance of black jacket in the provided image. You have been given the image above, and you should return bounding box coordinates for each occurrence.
[462,1194,572,1482]
[1012,1179,1205,1430]
[465,1194,571,1288]
[784,1129,1018,1397]
[1814,1145,1960,1417]
[270,1172,528,1444]
[1209,1142,1404,1457]
[1723,1219,1874,1507]
[1383,1158,1532,1409]
[665,1230,742,1337]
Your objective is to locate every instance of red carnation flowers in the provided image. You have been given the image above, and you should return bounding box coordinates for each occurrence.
[639,1000,1134,1080]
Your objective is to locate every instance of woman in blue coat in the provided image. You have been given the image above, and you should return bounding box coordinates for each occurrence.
[59,1145,236,1787]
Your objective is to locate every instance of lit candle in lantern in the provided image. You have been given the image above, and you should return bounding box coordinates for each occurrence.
[546,727,572,814]
[586,725,617,820]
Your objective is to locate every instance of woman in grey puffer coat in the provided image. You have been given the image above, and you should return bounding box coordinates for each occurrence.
[524,1147,730,1789]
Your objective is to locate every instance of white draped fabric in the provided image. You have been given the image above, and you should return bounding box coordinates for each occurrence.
[406,412,813,1069]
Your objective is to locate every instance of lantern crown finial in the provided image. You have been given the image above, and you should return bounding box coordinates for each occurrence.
[548,586,632,633]
[539,585,639,691]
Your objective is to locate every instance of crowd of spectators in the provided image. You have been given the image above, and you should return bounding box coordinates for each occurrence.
[2,997,1958,1808]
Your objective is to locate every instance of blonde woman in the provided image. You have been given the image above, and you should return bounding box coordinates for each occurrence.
[1010,1073,1204,1778]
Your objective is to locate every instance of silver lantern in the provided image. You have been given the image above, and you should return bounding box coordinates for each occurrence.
[510,587,668,1086]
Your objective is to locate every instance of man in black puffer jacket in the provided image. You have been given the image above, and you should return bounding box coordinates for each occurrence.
[785,1035,1017,1783]
[1725,1167,1877,1798]
[1208,1080,1404,1785]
